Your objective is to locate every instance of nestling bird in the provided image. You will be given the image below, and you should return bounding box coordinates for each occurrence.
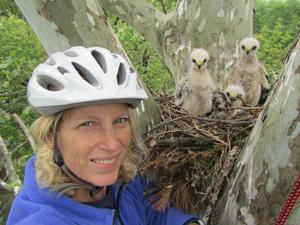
[175,48,216,117]
[228,37,270,106]
[224,84,246,118]
[224,84,246,108]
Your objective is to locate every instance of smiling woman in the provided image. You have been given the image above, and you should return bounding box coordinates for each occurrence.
[6,46,203,225]
[58,104,133,188]
[33,103,138,203]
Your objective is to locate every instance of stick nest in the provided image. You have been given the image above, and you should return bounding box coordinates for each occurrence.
[139,90,262,221]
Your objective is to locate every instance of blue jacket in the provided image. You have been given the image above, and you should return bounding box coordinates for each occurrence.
[7,156,200,225]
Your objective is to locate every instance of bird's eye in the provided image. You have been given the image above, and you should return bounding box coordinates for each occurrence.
[252,46,257,50]
[241,45,245,50]
[192,59,196,63]
[226,92,230,97]
[203,59,207,63]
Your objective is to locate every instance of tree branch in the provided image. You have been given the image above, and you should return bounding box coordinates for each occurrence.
[152,137,214,149]
[12,113,38,153]
[0,136,20,183]
[0,109,37,153]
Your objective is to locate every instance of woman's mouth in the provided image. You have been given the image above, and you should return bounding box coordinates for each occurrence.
[91,158,116,164]
[90,156,119,170]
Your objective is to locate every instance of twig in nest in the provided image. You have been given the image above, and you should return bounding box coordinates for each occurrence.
[193,121,228,146]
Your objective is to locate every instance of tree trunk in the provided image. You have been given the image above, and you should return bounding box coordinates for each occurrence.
[15,0,161,138]
[213,29,300,225]
[98,0,254,88]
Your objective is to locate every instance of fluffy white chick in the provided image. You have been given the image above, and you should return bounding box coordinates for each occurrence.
[175,48,215,117]
[224,84,246,107]
[224,84,246,118]
[228,37,270,106]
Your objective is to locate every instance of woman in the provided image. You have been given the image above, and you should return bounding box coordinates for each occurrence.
[7,46,203,225]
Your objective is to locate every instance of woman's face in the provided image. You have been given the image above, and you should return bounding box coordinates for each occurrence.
[57,103,132,187]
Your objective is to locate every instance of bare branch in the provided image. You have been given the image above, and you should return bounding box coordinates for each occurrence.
[11,140,29,154]
[12,113,38,153]
[0,136,20,183]
[0,109,37,153]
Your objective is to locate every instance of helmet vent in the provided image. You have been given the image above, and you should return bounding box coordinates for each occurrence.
[91,50,107,73]
[116,63,126,85]
[130,67,135,74]
[37,75,64,91]
[72,62,99,86]
[57,66,69,75]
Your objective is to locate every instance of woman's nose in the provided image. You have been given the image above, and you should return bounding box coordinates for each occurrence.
[96,129,121,152]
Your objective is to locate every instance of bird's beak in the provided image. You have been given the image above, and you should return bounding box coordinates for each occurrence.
[246,48,251,55]
[196,61,203,69]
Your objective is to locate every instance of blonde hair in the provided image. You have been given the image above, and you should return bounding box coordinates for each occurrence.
[31,108,144,191]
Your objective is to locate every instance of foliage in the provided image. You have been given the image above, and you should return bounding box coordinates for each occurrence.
[0,15,46,113]
[0,0,22,17]
[148,0,177,13]
[0,15,45,181]
[256,19,293,79]
[254,0,300,81]
[0,15,44,224]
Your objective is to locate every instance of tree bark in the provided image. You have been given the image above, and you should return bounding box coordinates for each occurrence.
[15,0,161,138]
[98,0,254,88]
[213,29,300,225]
[0,136,20,183]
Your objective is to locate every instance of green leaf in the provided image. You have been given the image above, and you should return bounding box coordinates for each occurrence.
[0,63,9,69]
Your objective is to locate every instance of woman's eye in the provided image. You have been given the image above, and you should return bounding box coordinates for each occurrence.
[79,121,94,127]
[114,117,129,125]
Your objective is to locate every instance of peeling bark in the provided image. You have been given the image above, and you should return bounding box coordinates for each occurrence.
[15,0,121,54]
[15,0,161,138]
[213,30,300,225]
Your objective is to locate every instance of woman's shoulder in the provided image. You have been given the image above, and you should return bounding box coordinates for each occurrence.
[7,204,70,225]
[117,173,155,203]
[125,173,151,191]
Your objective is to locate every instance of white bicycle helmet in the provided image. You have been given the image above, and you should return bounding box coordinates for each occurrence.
[27,46,148,116]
